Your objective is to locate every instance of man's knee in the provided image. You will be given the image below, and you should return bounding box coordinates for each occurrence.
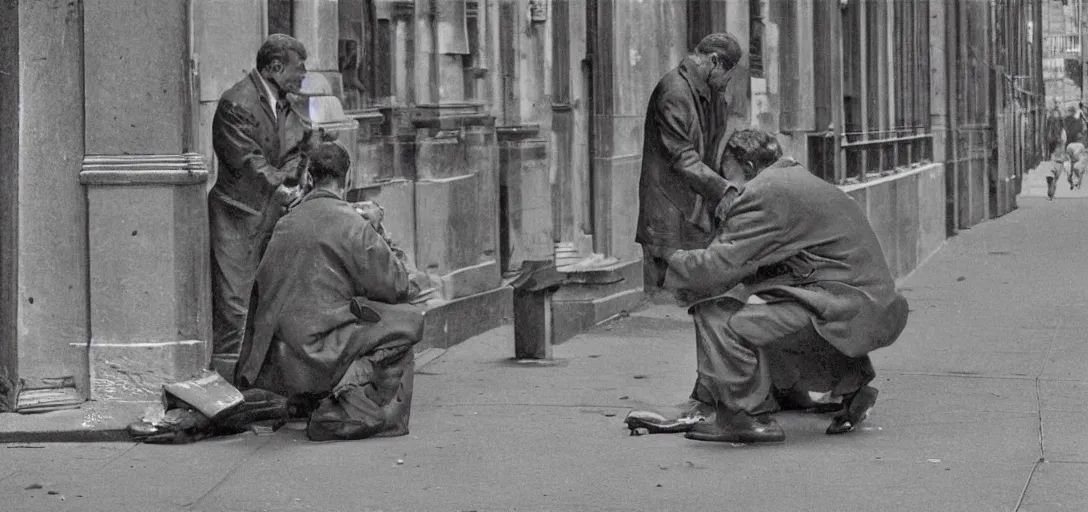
[724,301,817,350]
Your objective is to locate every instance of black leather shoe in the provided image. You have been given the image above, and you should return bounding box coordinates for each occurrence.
[826,386,878,435]
[624,410,706,434]
[684,413,785,443]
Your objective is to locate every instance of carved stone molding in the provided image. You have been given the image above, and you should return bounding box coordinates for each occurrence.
[79,153,209,186]
[496,124,543,142]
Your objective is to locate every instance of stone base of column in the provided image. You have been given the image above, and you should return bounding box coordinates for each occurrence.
[80,154,212,401]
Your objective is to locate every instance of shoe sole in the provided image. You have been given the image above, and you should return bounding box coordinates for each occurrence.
[684,429,786,443]
[826,387,878,435]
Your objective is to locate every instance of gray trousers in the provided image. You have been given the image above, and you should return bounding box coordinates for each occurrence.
[689,298,875,414]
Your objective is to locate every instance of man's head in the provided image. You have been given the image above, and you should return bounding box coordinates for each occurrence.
[720,129,783,181]
[308,142,351,195]
[257,34,308,96]
[691,33,743,91]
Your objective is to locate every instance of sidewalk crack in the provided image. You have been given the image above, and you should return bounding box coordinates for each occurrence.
[1013,318,1062,512]
[182,437,274,510]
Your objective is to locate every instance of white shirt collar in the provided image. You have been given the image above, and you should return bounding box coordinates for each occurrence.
[257,73,280,120]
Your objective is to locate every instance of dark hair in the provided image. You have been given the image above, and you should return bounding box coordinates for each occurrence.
[308,142,351,185]
[723,129,783,176]
[256,34,308,72]
[694,33,743,71]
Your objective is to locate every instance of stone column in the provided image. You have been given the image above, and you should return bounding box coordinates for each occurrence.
[80,0,211,401]
[929,0,948,165]
[496,0,553,273]
[772,0,816,163]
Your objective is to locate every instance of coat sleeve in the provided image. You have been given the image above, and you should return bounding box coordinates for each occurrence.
[652,93,731,202]
[663,189,793,294]
[212,100,292,188]
[350,222,412,304]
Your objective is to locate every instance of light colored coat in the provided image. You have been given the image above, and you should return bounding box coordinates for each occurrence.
[664,158,909,358]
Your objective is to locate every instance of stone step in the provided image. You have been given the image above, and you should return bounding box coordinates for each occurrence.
[552,288,646,345]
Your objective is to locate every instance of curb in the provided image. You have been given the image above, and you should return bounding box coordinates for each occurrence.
[0,402,148,444]
[2,346,457,445]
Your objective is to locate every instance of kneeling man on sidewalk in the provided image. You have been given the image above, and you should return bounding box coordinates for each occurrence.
[235,142,425,441]
[662,129,909,443]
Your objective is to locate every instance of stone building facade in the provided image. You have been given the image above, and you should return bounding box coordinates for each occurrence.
[0,0,1044,411]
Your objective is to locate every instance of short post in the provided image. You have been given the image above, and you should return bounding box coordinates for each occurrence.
[510,260,567,360]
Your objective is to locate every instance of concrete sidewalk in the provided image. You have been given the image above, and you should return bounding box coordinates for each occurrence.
[2,196,1085,512]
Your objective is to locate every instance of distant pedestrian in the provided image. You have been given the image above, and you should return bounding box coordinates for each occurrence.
[1064,106,1085,145]
[1045,107,1065,158]
[1068,142,1087,190]
[1040,160,1063,201]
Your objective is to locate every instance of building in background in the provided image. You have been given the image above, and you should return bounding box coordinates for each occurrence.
[1042,0,1083,109]
[0,0,1045,412]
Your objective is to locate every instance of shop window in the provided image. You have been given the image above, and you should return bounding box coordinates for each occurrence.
[811,0,933,184]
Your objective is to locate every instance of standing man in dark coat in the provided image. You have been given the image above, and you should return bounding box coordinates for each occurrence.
[662,130,909,444]
[637,33,744,298]
[209,34,310,372]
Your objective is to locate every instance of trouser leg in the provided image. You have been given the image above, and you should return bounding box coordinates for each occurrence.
[306,346,415,441]
[691,299,873,415]
[1047,176,1057,199]
[641,245,669,295]
[209,208,261,360]
[208,197,280,365]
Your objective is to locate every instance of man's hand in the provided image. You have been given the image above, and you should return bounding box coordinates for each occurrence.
[276,184,303,209]
[713,184,741,224]
[352,201,385,231]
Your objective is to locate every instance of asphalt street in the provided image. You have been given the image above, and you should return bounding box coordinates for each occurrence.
[1,195,1085,512]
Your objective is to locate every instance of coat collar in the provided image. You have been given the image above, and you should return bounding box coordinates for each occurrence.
[678,57,712,103]
[248,70,279,123]
[769,156,800,169]
[301,188,343,204]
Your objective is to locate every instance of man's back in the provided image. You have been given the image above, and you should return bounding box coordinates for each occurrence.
[731,160,896,290]
[237,190,411,393]
[256,191,406,342]
[724,159,906,355]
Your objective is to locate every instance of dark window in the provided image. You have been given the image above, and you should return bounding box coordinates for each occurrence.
[338,0,377,109]
[749,0,764,78]
[267,0,294,37]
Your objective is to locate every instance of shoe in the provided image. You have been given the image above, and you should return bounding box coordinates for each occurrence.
[624,409,707,434]
[683,412,785,443]
[826,386,878,435]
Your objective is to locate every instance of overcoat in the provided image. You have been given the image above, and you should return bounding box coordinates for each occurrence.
[208,70,308,355]
[235,190,422,396]
[664,158,909,358]
[636,59,732,251]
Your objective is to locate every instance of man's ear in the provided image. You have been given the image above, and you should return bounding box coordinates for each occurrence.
[269,60,284,74]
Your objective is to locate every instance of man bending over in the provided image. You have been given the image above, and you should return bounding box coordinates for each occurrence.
[662,129,909,443]
[235,142,424,441]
